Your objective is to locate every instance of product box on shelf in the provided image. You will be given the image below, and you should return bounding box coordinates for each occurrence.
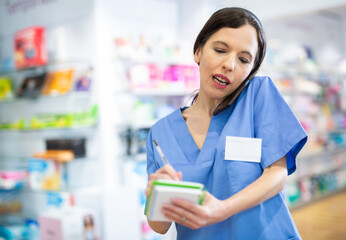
[0,119,25,131]
[41,69,75,96]
[28,158,67,191]
[0,216,39,240]
[14,26,48,69]
[0,170,27,190]
[162,65,199,89]
[17,73,46,98]
[0,189,22,214]
[33,150,75,163]
[129,63,160,88]
[0,76,13,101]
[46,138,86,158]
[0,224,29,240]
[70,104,99,127]
[30,114,72,130]
[28,104,98,130]
[128,63,199,90]
[75,68,92,91]
[39,206,99,240]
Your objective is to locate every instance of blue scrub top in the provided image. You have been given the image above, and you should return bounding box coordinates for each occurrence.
[146,76,308,240]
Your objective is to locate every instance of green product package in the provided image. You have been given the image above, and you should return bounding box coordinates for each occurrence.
[30,114,72,129]
[70,104,98,127]
[0,119,25,130]
[0,76,13,101]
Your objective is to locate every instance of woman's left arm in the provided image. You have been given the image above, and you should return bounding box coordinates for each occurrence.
[161,156,288,229]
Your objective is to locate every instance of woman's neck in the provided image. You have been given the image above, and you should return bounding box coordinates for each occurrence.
[190,92,222,117]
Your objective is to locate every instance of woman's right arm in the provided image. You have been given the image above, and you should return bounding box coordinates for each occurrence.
[145,164,182,234]
[147,219,172,234]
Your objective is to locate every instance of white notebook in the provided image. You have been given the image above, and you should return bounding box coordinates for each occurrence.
[145,179,205,221]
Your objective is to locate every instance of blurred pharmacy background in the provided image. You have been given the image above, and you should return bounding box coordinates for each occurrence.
[0,0,346,239]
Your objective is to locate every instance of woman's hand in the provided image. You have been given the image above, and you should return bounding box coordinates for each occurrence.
[161,191,228,229]
[145,164,182,234]
[145,164,182,198]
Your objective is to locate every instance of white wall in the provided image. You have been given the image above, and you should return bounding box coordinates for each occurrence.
[177,0,346,67]
[0,0,94,33]
[177,0,346,52]
[263,12,344,66]
[342,15,346,58]
[217,0,346,20]
[0,0,96,68]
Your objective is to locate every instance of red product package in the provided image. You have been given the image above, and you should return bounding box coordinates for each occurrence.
[14,26,48,69]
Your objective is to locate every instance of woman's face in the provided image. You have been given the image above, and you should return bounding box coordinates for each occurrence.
[194,25,258,102]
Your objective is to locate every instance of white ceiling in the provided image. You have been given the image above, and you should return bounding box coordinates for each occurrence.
[321,4,346,17]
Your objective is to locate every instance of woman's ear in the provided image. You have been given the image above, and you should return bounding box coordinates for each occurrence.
[194,48,201,65]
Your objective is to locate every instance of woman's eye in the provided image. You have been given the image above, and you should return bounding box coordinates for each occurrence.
[214,48,225,53]
[239,58,250,64]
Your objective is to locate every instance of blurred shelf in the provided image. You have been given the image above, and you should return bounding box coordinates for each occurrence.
[288,188,346,210]
[130,153,147,162]
[305,128,346,135]
[0,59,92,75]
[20,185,102,195]
[298,147,346,161]
[0,155,29,162]
[20,124,98,132]
[0,125,98,137]
[131,88,196,97]
[132,120,157,129]
[287,147,346,184]
[0,91,92,105]
[0,214,27,224]
[289,166,345,183]
[0,156,96,163]
[279,89,322,97]
[116,55,194,66]
[260,65,346,79]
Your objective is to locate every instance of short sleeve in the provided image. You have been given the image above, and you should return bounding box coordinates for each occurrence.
[253,77,307,175]
[146,129,160,177]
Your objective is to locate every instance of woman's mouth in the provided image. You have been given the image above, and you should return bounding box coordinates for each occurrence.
[212,75,230,89]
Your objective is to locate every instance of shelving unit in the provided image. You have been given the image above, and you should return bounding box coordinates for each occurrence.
[113,48,198,238]
[0,13,103,234]
[259,63,346,208]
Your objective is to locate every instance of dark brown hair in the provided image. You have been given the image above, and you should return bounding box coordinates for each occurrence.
[192,7,267,114]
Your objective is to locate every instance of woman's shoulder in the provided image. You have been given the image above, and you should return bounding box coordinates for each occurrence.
[250,75,274,88]
[249,75,281,96]
[150,108,182,131]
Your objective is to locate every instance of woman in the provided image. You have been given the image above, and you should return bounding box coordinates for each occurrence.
[145,7,307,240]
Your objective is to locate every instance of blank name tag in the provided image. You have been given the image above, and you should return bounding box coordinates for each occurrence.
[225,136,262,163]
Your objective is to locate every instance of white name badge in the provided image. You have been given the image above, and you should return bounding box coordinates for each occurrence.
[225,136,262,163]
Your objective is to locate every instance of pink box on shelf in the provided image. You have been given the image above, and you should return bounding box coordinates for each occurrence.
[39,208,99,240]
[183,65,199,89]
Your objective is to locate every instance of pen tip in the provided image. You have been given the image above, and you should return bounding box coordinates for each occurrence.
[153,140,158,146]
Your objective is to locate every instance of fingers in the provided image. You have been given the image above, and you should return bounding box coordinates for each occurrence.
[145,173,172,197]
[171,198,202,213]
[148,165,180,181]
[145,165,182,198]
[200,191,212,205]
[177,171,182,181]
[162,200,207,229]
[146,165,183,202]
[156,164,181,180]
[162,205,200,229]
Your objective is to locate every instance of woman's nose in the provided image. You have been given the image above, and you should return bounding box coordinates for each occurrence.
[223,55,235,71]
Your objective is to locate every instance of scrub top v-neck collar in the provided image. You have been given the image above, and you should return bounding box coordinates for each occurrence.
[167,105,234,165]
